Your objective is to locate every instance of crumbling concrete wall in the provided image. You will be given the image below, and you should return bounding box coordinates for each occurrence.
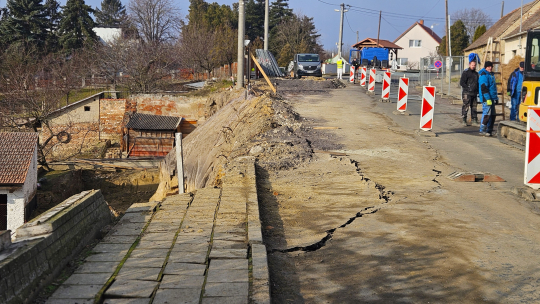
[151,90,275,200]
[0,190,112,304]
[129,94,205,120]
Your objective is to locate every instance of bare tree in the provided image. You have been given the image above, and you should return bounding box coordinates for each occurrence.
[452,8,492,43]
[180,23,220,77]
[128,0,181,43]
[214,26,237,76]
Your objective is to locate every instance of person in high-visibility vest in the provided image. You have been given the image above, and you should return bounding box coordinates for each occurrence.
[337,58,344,80]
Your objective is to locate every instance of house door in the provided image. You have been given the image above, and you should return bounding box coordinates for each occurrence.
[0,194,7,230]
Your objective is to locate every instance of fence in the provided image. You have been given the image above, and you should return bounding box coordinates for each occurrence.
[419,56,468,99]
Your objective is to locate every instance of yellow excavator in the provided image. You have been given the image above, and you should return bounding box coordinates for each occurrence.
[498,29,540,149]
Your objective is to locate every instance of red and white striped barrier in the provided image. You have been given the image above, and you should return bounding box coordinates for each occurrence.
[525,107,540,188]
[397,77,409,112]
[381,72,391,100]
[350,66,356,83]
[368,69,376,92]
[420,86,436,131]
[360,67,367,87]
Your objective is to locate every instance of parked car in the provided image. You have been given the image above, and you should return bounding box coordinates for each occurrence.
[288,53,322,78]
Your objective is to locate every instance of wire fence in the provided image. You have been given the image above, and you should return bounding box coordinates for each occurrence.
[419,56,468,100]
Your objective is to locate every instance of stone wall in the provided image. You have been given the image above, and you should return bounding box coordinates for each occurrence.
[0,190,113,304]
[99,99,127,142]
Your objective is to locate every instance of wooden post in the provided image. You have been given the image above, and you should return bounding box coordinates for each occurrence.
[175,133,185,194]
[250,53,276,93]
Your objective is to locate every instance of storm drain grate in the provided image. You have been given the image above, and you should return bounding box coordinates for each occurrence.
[447,172,505,182]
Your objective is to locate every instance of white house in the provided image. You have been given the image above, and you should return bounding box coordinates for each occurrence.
[94,27,123,44]
[393,20,442,69]
[0,132,39,233]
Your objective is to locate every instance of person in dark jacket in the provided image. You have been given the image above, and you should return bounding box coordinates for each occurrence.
[478,61,499,136]
[459,60,479,126]
[507,61,525,120]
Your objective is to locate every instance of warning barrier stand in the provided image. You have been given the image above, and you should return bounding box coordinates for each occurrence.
[380,72,391,102]
[420,85,436,132]
[360,67,367,87]
[367,69,376,94]
[525,106,540,189]
[349,66,355,83]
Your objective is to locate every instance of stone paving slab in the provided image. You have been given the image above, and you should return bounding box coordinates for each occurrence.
[203,282,249,297]
[105,280,158,298]
[209,249,247,259]
[119,213,153,224]
[212,233,246,242]
[136,240,173,249]
[172,243,209,252]
[153,288,201,304]
[122,257,165,268]
[202,297,248,304]
[116,267,162,281]
[104,299,150,304]
[168,251,207,264]
[211,240,247,250]
[139,233,177,242]
[75,262,119,274]
[49,284,103,299]
[63,273,112,285]
[163,262,206,276]
[209,259,248,270]
[130,249,170,259]
[85,251,129,262]
[160,275,205,289]
[92,243,133,253]
[101,235,138,244]
[206,269,248,283]
[46,299,93,304]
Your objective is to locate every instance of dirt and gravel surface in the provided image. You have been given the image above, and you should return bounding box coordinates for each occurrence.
[252,78,540,303]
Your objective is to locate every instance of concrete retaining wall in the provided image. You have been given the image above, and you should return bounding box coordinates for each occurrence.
[0,190,112,304]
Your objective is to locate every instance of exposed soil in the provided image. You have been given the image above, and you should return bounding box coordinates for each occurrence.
[36,168,159,217]
[275,78,346,95]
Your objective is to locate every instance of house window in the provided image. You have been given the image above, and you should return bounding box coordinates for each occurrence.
[409,40,422,48]
[398,58,409,65]
[84,106,91,111]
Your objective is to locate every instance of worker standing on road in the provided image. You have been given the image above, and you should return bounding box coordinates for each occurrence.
[459,60,479,126]
[507,61,525,121]
[352,58,360,83]
[337,58,344,80]
[478,61,499,136]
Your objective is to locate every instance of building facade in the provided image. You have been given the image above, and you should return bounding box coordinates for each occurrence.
[393,20,442,69]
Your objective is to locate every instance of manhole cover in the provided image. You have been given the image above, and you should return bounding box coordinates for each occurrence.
[447,172,505,182]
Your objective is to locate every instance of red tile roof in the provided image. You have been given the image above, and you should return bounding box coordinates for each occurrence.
[0,132,38,185]
[393,22,442,44]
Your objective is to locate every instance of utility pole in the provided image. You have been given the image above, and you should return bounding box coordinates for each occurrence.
[501,1,504,19]
[335,3,348,58]
[236,0,245,89]
[356,31,359,43]
[264,0,269,50]
[445,0,449,57]
[377,11,382,48]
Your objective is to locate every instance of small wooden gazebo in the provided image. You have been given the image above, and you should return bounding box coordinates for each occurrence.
[352,38,402,61]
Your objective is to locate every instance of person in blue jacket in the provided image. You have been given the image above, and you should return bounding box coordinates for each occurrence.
[478,61,499,136]
[507,62,524,120]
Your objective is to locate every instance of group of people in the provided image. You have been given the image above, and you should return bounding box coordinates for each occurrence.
[460,56,524,137]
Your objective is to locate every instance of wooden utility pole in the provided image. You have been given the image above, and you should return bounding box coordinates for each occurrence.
[377,11,382,47]
[445,0,449,56]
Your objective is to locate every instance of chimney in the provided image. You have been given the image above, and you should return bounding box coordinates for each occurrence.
[419,19,424,25]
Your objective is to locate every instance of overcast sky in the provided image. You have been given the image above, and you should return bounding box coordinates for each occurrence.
[2,0,525,50]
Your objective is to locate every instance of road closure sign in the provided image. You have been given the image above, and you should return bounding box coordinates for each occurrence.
[434,60,443,69]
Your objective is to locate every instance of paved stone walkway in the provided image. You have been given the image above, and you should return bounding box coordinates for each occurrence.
[46,157,268,304]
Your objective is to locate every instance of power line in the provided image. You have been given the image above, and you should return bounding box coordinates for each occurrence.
[344,13,355,34]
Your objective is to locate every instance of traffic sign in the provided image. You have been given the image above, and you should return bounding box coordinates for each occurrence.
[434,60,443,69]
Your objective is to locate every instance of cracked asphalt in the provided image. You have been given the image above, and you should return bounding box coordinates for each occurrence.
[257,79,540,303]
